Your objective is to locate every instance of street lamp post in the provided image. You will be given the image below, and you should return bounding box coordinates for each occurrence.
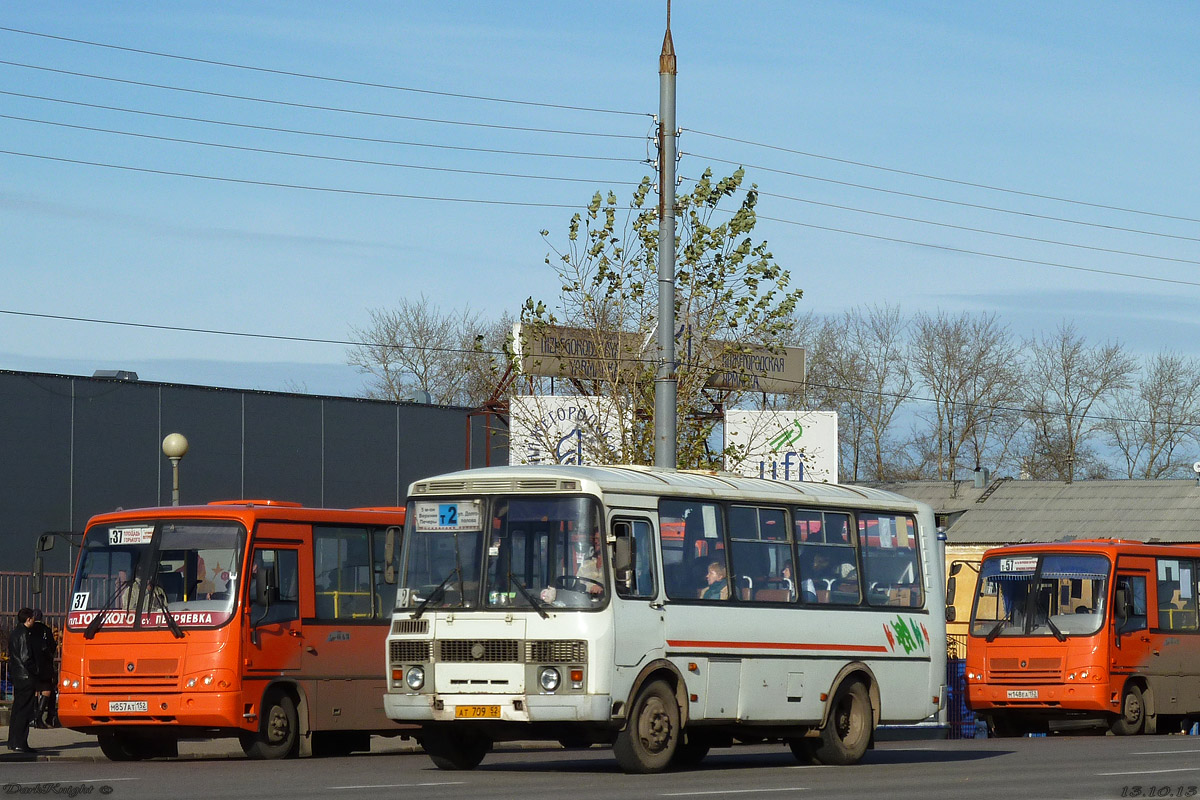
[162,433,189,506]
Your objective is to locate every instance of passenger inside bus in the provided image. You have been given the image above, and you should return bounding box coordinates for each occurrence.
[700,561,730,600]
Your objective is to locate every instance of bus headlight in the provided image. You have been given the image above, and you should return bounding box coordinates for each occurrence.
[405,666,425,691]
[539,667,561,693]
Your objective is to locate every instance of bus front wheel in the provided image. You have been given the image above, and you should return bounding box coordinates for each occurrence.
[813,681,872,765]
[97,732,177,761]
[241,692,299,759]
[1111,684,1146,736]
[614,680,680,774]
[671,730,711,768]
[421,730,491,770]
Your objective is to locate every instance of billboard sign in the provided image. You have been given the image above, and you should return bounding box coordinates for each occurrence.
[509,395,625,466]
[723,409,838,483]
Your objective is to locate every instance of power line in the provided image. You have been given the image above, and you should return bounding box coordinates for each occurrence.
[0,59,647,140]
[3,114,645,187]
[0,26,648,118]
[0,306,1180,430]
[751,210,1200,289]
[683,151,1200,245]
[0,149,631,208]
[677,174,1200,268]
[685,127,1200,225]
[0,90,646,163]
[6,145,1197,290]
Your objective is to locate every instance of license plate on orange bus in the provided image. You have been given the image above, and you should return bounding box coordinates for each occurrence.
[455,705,501,719]
[1007,690,1038,700]
[109,701,148,712]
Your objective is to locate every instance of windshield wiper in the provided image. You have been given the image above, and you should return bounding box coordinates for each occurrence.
[1045,616,1067,642]
[147,575,185,639]
[508,572,549,619]
[985,619,1009,642]
[411,567,460,620]
[84,578,131,640]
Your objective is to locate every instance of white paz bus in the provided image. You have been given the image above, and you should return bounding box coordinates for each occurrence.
[384,465,944,773]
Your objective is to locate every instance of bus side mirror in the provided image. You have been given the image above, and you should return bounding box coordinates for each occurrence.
[384,526,399,585]
[32,556,43,595]
[1114,587,1129,627]
[945,605,956,623]
[256,566,276,605]
[945,575,957,606]
[949,562,962,576]
[38,533,55,552]
[613,522,633,591]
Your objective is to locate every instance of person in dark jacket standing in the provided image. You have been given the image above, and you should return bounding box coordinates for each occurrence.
[30,609,57,728]
[6,607,39,753]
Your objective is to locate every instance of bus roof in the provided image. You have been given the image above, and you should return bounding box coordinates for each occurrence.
[408,464,929,513]
[980,538,1200,559]
[85,501,406,527]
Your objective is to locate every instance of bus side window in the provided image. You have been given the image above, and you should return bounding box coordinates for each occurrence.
[614,519,656,600]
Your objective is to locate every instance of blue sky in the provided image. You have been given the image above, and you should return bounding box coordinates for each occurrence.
[2,2,1198,397]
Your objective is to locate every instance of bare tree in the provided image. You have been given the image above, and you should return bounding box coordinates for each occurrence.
[1102,351,1200,478]
[1020,322,1134,480]
[816,305,913,481]
[348,296,508,407]
[909,311,1024,479]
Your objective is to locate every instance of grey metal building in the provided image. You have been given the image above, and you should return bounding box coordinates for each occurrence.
[0,369,505,574]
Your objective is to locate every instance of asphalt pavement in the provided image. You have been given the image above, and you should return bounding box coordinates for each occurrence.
[0,724,430,762]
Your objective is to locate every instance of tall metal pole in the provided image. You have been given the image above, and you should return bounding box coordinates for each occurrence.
[654,4,678,469]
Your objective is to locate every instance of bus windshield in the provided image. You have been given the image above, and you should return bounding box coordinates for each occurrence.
[971,553,1109,639]
[398,496,604,613]
[68,519,246,631]
[485,496,604,611]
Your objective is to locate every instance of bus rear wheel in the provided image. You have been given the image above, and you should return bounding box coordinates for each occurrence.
[813,681,872,766]
[614,680,679,774]
[241,692,299,759]
[421,729,491,770]
[1111,684,1146,736]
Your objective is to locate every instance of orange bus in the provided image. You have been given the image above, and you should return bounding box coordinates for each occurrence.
[49,499,406,760]
[960,538,1200,736]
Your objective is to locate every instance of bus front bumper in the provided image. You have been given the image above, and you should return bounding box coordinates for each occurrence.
[57,690,248,731]
[968,682,1111,712]
[384,693,613,724]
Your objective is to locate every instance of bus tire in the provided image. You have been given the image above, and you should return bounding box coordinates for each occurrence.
[671,731,711,768]
[813,680,872,765]
[1111,684,1146,736]
[421,730,491,770]
[614,680,679,774]
[97,732,176,761]
[241,692,299,759]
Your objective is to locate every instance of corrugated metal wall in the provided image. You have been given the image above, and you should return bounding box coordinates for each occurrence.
[0,370,504,576]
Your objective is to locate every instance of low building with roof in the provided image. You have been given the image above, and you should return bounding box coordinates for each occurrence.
[867,476,1200,641]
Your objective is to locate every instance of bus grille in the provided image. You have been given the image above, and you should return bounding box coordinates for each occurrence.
[391,619,429,635]
[438,639,520,663]
[89,658,179,676]
[390,640,432,662]
[988,656,1063,682]
[527,640,587,663]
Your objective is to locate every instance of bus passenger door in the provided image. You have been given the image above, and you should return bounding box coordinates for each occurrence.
[1111,558,1154,693]
[245,546,303,674]
[612,517,665,671]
